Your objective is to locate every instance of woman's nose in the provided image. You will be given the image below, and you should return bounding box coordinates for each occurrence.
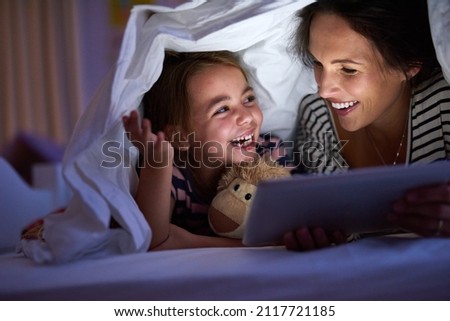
[316,70,339,99]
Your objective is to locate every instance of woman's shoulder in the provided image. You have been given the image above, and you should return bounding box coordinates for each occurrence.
[300,92,326,109]
[413,72,450,105]
[297,92,332,131]
[299,93,328,118]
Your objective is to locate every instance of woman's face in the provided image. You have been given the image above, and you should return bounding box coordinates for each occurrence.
[309,13,410,132]
[186,64,263,166]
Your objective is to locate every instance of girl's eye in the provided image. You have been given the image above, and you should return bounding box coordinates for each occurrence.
[244,95,256,105]
[213,106,229,115]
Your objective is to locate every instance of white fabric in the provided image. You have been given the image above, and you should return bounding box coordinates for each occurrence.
[18,0,315,263]
[0,158,53,253]
[4,237,450,300]
[428,0,450,83]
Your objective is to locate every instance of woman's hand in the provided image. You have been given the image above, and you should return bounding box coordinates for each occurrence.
[389,183,450,237]
[283,227,347,251]
[122,109,174,168]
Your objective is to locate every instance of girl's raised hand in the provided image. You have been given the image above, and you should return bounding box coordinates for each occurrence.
[122,110,174,168]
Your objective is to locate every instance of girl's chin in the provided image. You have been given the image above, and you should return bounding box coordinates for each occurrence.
[230,148,258,163]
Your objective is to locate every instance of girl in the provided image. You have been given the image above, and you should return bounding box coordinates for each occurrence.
[123,51,284,250]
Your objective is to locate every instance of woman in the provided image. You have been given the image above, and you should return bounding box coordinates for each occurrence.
[286,0,450,250]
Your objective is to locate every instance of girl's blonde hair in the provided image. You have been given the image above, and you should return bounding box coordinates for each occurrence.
[142,50,248,138]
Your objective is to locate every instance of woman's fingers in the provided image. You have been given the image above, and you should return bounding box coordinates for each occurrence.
[404,183,450,204]
[389,213,448,237]
[284,227,344,251]
[388,182,450,237]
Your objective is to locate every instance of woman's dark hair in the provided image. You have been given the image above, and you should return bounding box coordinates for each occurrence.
[292,0,441,84]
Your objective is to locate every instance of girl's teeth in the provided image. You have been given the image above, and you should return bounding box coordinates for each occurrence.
[331,101,358,109]
[232,134,254,146]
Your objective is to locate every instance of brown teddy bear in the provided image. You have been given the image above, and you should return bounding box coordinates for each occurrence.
[208,157,291,239]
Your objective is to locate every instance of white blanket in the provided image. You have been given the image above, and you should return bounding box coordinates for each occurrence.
[429,0,450,83]
[19,0,315,263]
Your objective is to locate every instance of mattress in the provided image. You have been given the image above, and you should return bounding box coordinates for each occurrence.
[2,236,450,300]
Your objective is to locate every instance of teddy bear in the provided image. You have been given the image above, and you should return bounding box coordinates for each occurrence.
[208,157,291,239]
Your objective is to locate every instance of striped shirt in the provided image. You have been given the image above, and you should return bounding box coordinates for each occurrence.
[171,134,287,235]
[293,72,450,174]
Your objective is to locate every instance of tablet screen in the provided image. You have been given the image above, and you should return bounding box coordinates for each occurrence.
[243,161,450,246]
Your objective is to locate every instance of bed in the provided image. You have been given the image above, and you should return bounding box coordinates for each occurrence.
[1,0,450,301]
[2,237,450,300]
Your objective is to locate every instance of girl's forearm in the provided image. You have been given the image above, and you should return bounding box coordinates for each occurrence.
[151,224,243,251]
[135,164,173,249]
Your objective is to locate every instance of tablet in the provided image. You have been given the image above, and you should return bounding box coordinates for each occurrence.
[243,160,450,246]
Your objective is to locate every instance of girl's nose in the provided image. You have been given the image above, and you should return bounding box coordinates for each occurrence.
[236,107,252,125]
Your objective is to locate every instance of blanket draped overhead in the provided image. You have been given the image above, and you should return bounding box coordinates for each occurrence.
[19,0,316,263]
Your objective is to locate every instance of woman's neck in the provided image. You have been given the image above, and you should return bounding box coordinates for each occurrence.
[364,83,411,145]
[334,84,412,168]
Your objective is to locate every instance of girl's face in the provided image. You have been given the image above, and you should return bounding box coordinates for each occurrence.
[186,64,263,166]
[309,13,411,132]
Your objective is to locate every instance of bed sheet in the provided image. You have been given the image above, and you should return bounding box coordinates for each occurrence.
[2,236,450,300]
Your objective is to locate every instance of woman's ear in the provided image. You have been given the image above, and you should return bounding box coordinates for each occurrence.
[407,65,421,80]
[165,125,189,151]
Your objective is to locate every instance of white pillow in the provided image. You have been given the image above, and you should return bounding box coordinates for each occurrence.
[0,158,53,253]
[428,0,450,83]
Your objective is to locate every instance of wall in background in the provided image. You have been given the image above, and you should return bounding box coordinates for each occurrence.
[0,0,186,153]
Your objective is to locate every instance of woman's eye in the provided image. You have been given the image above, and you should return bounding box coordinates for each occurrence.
[342,67,357,75]
[312,60,323,68]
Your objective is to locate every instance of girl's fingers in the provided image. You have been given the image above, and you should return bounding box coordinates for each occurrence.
[141,118,153,140]
[123,110,141,136]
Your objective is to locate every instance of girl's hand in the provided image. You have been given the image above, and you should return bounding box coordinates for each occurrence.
[122,110,174,168]
[283,227,347,251]
[389,183,450,237]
